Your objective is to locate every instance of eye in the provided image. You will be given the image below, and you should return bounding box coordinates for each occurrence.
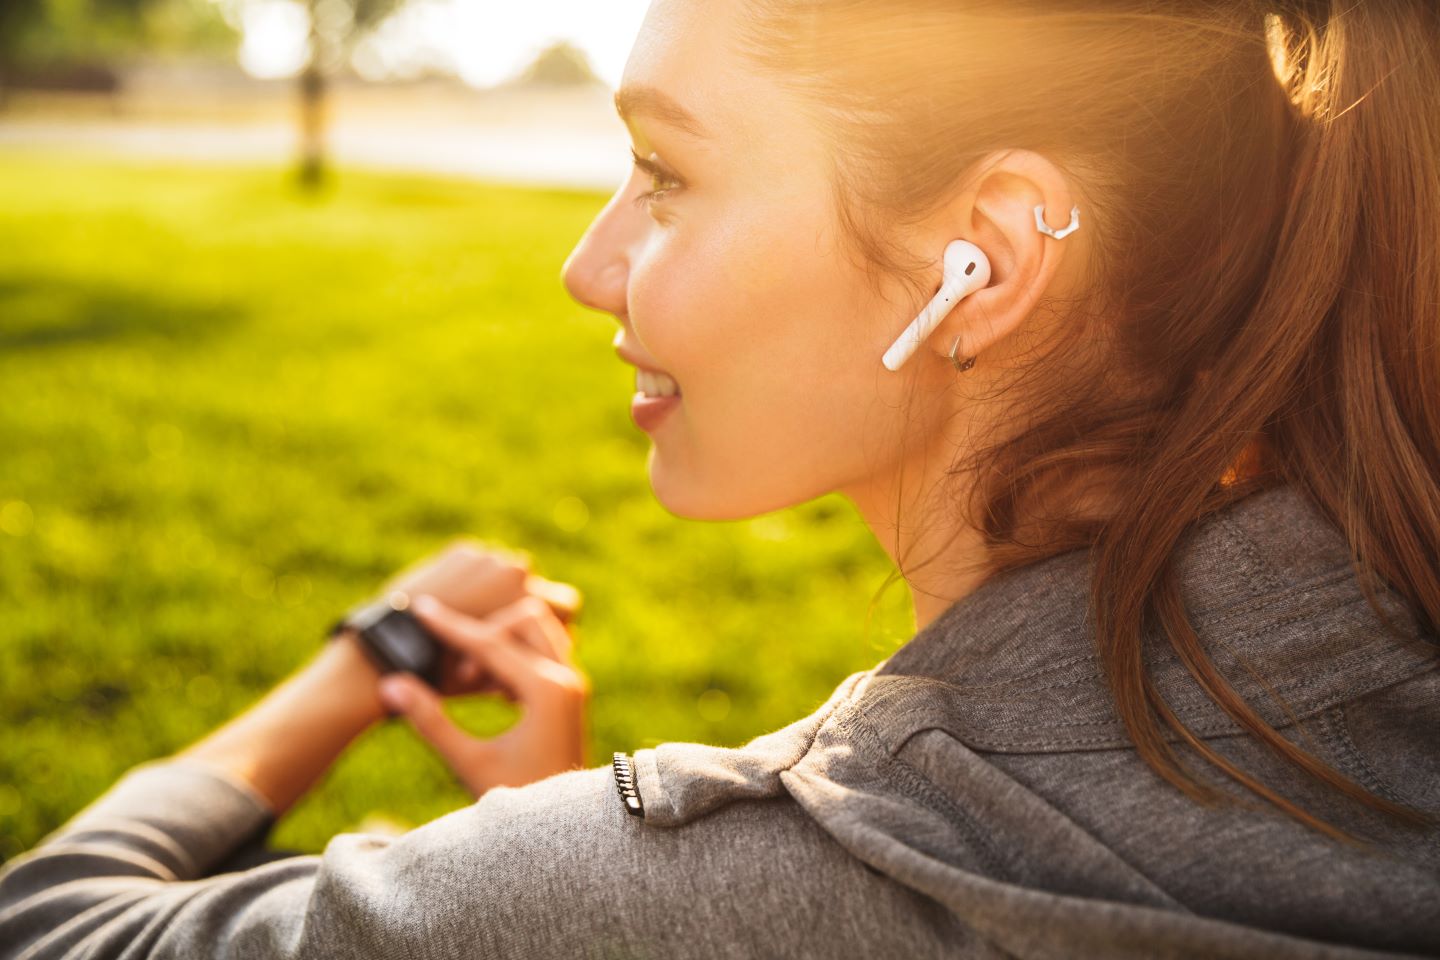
[629,147,683,209]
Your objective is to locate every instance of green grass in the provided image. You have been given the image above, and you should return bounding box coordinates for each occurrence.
[0,150,915,859]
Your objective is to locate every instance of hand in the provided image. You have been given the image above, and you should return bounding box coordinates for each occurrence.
[174,543,584,818]
[375,593,590,797]
[377,538,581,626]
[371,539,583,697]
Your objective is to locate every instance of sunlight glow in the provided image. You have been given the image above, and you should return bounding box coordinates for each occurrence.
[232,0,652,88]
[238,0,310,79]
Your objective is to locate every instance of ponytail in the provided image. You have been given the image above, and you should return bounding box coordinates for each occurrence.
[1266,0,1440,637]
[1090,0,1440,841]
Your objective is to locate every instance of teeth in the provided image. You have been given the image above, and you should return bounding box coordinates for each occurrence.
[637,369,681,398]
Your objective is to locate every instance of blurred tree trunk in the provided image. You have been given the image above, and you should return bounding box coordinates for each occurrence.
[0,8,24,113]
[292,0,400,191]
[297,0,328,191]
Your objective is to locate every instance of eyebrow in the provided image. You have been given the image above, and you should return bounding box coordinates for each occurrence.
[613,84,711,140]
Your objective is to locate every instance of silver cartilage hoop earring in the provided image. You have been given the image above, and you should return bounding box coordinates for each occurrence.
[948,335,976,372]
[1034,204,1080,240]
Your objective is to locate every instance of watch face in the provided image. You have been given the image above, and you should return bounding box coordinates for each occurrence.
[367,608,443,684]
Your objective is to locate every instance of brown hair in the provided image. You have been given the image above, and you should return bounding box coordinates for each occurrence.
[738,0,1440,840]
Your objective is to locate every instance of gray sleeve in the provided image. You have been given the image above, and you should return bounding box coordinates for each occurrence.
[0,757,659,960]
[0,753,971,960]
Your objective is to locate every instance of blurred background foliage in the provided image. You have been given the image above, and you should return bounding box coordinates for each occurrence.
[1,0,234,87]
[0,149,917,862]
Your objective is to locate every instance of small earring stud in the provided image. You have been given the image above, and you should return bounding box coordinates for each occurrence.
[947,335,976,372]
[1034,203,1080,240]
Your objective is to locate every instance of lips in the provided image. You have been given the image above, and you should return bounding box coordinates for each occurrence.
[614,342,676,379]
[615,339,682,430]
[631,392,680,431]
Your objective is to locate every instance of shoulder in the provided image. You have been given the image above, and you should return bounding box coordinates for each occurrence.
[877,484,1438,751]
[316,761,954,960]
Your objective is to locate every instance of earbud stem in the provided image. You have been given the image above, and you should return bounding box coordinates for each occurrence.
[882,240,991,372]
[882,280,965,371]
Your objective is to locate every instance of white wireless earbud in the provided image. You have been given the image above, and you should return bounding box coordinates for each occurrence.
[881,240,991,372]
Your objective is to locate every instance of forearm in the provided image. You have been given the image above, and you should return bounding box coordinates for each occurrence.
[175,630,388,817]
[0,634,396,959]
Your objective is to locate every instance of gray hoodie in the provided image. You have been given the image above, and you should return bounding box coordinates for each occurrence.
[1,484,1437,959]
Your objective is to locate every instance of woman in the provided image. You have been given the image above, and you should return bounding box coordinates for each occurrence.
[2,0,1438,956]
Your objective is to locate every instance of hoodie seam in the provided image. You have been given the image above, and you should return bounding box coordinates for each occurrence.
[636,669,874,826]
[868,593,1414,744]
[841,705,1008,879]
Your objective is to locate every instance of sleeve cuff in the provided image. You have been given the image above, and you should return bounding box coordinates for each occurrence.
[31,756,279,881]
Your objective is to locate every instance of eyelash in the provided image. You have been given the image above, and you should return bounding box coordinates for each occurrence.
[629,148,683,208]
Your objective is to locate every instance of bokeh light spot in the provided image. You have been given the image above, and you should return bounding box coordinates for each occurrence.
[0,501,34,537]
[696,688,731,723]
[552,495,590,533]
[276,573,313,607]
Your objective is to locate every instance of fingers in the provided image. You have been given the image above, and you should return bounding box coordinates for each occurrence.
[456,657,482,685]
[411,594,585,702]
[454,655,517,701]
[413,594,538,695]
[525,574,583,625]
[422,592,575,665]
[376,672,494,788]
[379,591,590,801]
[500,595,576,664]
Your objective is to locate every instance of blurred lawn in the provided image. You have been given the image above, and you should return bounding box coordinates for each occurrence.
[0,151,915,860]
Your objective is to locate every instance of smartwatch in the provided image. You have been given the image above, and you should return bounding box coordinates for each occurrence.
[329,590,445,688]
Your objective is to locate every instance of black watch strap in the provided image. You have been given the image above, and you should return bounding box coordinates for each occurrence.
[330,591,445,688]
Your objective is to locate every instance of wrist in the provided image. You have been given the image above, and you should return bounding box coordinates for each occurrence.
[173,630,389,816]
[309,628,388,726]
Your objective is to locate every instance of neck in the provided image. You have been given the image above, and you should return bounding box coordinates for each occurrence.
[842,439,1132,633]
[839,445,991,634]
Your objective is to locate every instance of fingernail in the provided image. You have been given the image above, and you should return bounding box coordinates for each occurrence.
[378,675,412,711]
[412,594,439,616]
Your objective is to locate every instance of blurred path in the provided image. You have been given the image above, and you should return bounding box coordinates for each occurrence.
[0,81,630,192]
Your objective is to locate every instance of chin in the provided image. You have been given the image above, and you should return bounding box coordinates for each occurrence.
[648,450,721,521]
[646,448,805,523]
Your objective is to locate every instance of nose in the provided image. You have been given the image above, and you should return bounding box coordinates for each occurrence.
[560,183,640,323]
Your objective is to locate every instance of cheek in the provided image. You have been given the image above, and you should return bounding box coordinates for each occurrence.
[629,200,894,506]
[638,221,881,477]
[631,205,845,387]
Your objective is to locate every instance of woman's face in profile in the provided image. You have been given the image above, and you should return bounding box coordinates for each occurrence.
[562,0,936,522]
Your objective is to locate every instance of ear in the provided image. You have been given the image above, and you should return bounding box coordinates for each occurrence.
[924,150,1078,365]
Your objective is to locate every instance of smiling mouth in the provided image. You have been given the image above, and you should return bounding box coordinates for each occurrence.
[635,368,681,399]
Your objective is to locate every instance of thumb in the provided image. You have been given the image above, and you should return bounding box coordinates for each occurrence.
[378,673,484,773]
